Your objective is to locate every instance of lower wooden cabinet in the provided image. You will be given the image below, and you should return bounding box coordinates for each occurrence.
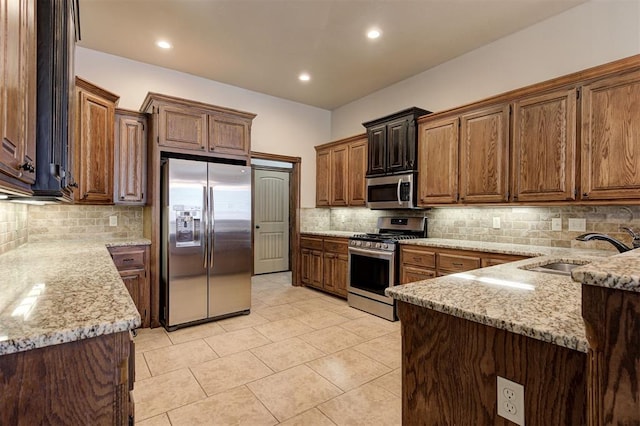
[0,331,135,425]
[109,245,151,328]
[300,235,348,298]
[400,244,528,283]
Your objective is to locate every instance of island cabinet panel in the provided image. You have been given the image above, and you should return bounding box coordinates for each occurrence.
[398,301,587,425]
[114,109,147,205]
[581,69,640,201]
[459,104,510,203]
[582,285,640,426]
[417,117,459,205]
[74,78,119,204]
[0,0,37,194]
[512,88,577,202]
[0,331,134,425]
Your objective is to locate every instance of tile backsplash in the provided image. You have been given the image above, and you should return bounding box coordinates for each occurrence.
[301,205,640,252]
[0,203,28,255]
[27,205,143,242]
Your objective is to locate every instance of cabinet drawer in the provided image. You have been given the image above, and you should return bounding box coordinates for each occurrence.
[401,266,436,284]
[401,247,436,268]
[437,253,481,273]
[323,238,348,254]
[110,249,146,270]
[301,236,323,250]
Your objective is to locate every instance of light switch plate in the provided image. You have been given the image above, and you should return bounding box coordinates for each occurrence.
[551,218,562,231]
[492,217,501,229]
[109,215,118,227]
[568,218,586,232]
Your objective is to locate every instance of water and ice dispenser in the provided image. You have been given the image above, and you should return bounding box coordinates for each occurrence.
[174,206,201,247]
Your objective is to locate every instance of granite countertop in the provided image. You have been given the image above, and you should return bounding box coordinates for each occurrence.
[387,250,615,353]
[0,239,147,355]
[301,230,358,238]
[572,247,640,293]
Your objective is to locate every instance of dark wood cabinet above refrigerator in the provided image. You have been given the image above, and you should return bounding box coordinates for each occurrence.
[363,107,430,176]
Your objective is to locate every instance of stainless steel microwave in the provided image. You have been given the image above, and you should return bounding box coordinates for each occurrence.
[366,173,416,209]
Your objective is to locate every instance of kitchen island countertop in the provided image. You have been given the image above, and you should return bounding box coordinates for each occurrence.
[387,244,618,352]
[0,239,149,355]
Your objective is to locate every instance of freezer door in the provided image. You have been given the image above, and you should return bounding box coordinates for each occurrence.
[207,162,252,317]
[165,158,208,326]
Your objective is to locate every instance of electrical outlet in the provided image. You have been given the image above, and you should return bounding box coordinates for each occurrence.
[568,218,586,232]
[109,215,118,227]
[492,217,501,229]
[551,218,562,231]
[497,376,525,425]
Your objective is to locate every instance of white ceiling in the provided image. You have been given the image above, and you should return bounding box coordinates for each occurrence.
[78,0,586,110]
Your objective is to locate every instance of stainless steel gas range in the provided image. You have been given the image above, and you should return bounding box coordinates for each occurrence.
[347,216,427,321]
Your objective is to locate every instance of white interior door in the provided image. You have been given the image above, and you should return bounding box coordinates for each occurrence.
[254,169,290,274]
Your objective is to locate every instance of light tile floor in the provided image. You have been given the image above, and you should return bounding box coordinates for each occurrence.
[133,272,402,425]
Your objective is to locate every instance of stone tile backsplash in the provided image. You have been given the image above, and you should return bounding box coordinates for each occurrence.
[0,203,28,255]
[301,206,640,252]
[27,205,143,242]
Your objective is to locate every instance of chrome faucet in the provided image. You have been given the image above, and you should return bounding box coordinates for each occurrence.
[576,227,640,253]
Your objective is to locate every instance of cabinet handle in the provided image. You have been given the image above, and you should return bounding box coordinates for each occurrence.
[123,258,135,262]
[19,162,35,173]
[452,262,464,267]
[82,192,89,199]
[583,192,588,197]
[68,182,78,188]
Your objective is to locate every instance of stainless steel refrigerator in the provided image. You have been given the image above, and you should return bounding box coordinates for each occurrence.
[160,157,252,330]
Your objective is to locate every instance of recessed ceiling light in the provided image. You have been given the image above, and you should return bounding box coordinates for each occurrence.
[156,40,172,49]
[298,73,311,82]
[367,29,381,39]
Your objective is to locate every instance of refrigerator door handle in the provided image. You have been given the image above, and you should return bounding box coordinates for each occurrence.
[202,185,208,268]
[209,186,215,268]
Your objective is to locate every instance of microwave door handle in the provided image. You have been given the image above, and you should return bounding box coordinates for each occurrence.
[397,178,402,205]
[202,186,208,268]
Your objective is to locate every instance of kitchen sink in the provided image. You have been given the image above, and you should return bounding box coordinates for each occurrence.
[521,260,590,276]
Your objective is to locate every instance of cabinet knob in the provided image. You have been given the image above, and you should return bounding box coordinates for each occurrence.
[583,193,588,197]
[69,182,78,188]
[19,162,35,173]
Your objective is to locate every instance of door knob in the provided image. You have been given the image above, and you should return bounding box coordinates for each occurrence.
[255,225,260,229]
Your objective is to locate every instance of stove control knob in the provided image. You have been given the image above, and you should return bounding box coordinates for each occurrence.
[375,242,381,249]
[381,243,388,250]
[364,241,371,248]
[356,241,362,247]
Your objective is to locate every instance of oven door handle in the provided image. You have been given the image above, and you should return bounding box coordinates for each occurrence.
[349,247,394,260]
[396,178,402,205]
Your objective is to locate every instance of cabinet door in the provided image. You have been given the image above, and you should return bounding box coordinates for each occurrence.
[0,0,36,187]
[512,88,577,202]
[581,70,640,200]
[348,138,367,206]
[460,105,509,203]
[120,269,149,328]
[115,112,147,205]
[334,253,348,297]
[74,86,115,204]
[386,117,409,174]
[401,265,436,284]
[367,124,386,175]
[158,105,207,151]
[310,250,324,289]
[330,145,348,206]
[208,114,250,157]
[417,117,459,205]
[316,148,330,206]
[323,253,336,293]
[301,248,312,285]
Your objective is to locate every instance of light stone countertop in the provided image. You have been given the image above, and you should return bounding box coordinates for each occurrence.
[301,230,358,238]
[387,245,616,353]
[0,239,149,355]
[572,247,640,293]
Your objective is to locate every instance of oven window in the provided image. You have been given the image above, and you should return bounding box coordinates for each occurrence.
[350,253,391,296]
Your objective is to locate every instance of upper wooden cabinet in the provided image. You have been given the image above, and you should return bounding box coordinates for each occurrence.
[74,77,119,204]
[0,0,36,195]
[417,116,459,205]
[115,109,147,205]
[141,93,256,161]
[363,107,430,176]
[348,137,367,206]
[460,104,509,203]
[31,0,79,201]
[581,69,640,201]
[315,134,368,207]
[512,88,577,202]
